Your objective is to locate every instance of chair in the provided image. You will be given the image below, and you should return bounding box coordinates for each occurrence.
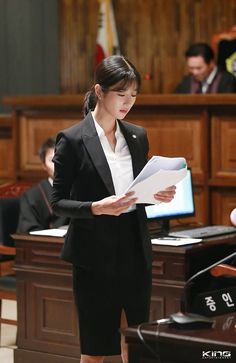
[0,182,32,344]
[211,25,236,76]
[0,197,19,277]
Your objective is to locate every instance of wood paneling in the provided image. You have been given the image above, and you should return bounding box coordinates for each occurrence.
[211,114,236,180]
[0,115,16,180]
[211,189,236,225]
[1,0,235,112]
[60,0,99,93]
[60,0,236,94]
[3,94,236,226]
[20,115,77,172]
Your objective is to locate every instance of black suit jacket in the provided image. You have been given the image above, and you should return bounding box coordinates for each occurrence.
[17,179,68,232]
[51,112,152,271]
[174,70,236,93]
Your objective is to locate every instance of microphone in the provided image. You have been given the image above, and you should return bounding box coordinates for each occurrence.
[169,251,236,327]
[184,251,236,286]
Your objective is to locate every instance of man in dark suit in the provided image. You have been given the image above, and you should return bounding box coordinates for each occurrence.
[17,137,68,232]
[174,42,236,94]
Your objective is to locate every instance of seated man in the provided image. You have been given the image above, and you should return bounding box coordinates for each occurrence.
[17,137,69,232]
[174,42,236,94]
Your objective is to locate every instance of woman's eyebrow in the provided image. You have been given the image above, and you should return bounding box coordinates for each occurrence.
[111,88,138,92]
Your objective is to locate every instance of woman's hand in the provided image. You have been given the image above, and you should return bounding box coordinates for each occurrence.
[153,185,176,203]
[91,192,137,216]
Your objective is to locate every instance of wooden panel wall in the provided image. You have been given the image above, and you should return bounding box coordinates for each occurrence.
[60,0,236,94]
[0,115,16,181]
[3,94,236,226]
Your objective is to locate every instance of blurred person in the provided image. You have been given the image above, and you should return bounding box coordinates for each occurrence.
[174,42,236,94]
[17,137,69,232]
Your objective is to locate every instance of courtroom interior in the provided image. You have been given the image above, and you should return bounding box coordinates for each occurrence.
[0,1,236,363]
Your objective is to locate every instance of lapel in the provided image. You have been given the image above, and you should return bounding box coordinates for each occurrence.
[118,120,144,178]
[81,113,145,195]
[82,113,115,195]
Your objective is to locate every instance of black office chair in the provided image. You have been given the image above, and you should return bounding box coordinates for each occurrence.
[0,197,19,274]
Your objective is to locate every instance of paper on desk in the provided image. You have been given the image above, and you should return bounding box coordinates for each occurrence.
[151,238,202,246]
[125,156,187,204]
[29,228,68,237]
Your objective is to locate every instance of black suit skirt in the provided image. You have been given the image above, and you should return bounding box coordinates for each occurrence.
[72,210,152,356]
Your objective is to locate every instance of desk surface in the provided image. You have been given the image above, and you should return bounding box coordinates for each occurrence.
[124,313,236,363]
[12,230,236,247]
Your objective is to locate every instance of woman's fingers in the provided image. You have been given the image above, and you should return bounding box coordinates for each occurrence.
[91,193,137,216]
[154,185,176,203]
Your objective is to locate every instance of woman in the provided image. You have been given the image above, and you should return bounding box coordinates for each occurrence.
[51,55,175,363]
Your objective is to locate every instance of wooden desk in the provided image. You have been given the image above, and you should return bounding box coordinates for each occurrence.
[123,313,236,363]
[12,233,236,362]
[13,233,79,363]
[150,233,236,320]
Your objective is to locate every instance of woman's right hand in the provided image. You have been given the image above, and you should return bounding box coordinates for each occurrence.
[91,192,137,216]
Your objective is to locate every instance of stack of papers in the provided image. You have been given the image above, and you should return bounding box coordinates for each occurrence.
[30,228,68,237]
[151,237,202,246]
[125,155,187,204]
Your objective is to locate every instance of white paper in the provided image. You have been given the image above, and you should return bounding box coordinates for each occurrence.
[151,238,202,246]
[29,228,68,237]
[125,156,187,204]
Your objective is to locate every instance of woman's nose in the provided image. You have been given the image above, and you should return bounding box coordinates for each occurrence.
[124,96,133,105]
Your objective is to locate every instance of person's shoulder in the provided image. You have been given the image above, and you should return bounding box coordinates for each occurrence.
[174,75,191,93]
[120,120,146,134]
[22,184,38,197]
[220,70,236,80]
[21,179,48,200]
[218,70,236,92]
[56,113,92,142]
[58,119,84,138]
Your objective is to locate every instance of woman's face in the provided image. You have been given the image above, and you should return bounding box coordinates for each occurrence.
[100,82,138,120]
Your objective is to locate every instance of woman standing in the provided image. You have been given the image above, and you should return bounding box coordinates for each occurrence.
[51,55,175,363]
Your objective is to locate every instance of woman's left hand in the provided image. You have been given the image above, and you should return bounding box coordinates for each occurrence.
[153,185,176,203]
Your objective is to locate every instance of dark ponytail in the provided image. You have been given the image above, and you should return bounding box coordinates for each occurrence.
[83,87,97,116]
[83,55,141,117]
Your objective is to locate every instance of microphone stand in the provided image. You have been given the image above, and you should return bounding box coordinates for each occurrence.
[170,251,236,325]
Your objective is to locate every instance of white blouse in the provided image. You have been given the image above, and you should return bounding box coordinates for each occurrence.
[93,116,135,212]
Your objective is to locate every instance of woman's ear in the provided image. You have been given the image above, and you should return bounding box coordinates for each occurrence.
[94,84,103,100]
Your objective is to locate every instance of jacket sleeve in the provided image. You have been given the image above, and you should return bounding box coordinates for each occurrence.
[51,133,94,219]
[174,76,191,94]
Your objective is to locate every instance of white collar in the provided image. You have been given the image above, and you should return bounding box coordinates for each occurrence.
[92,115,121,138]
[48,177,53,186]
[201,66,218,94]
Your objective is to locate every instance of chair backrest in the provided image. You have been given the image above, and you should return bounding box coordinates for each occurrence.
[0,198,19,247]
[211,25,236,76]
[0,182,33,248]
